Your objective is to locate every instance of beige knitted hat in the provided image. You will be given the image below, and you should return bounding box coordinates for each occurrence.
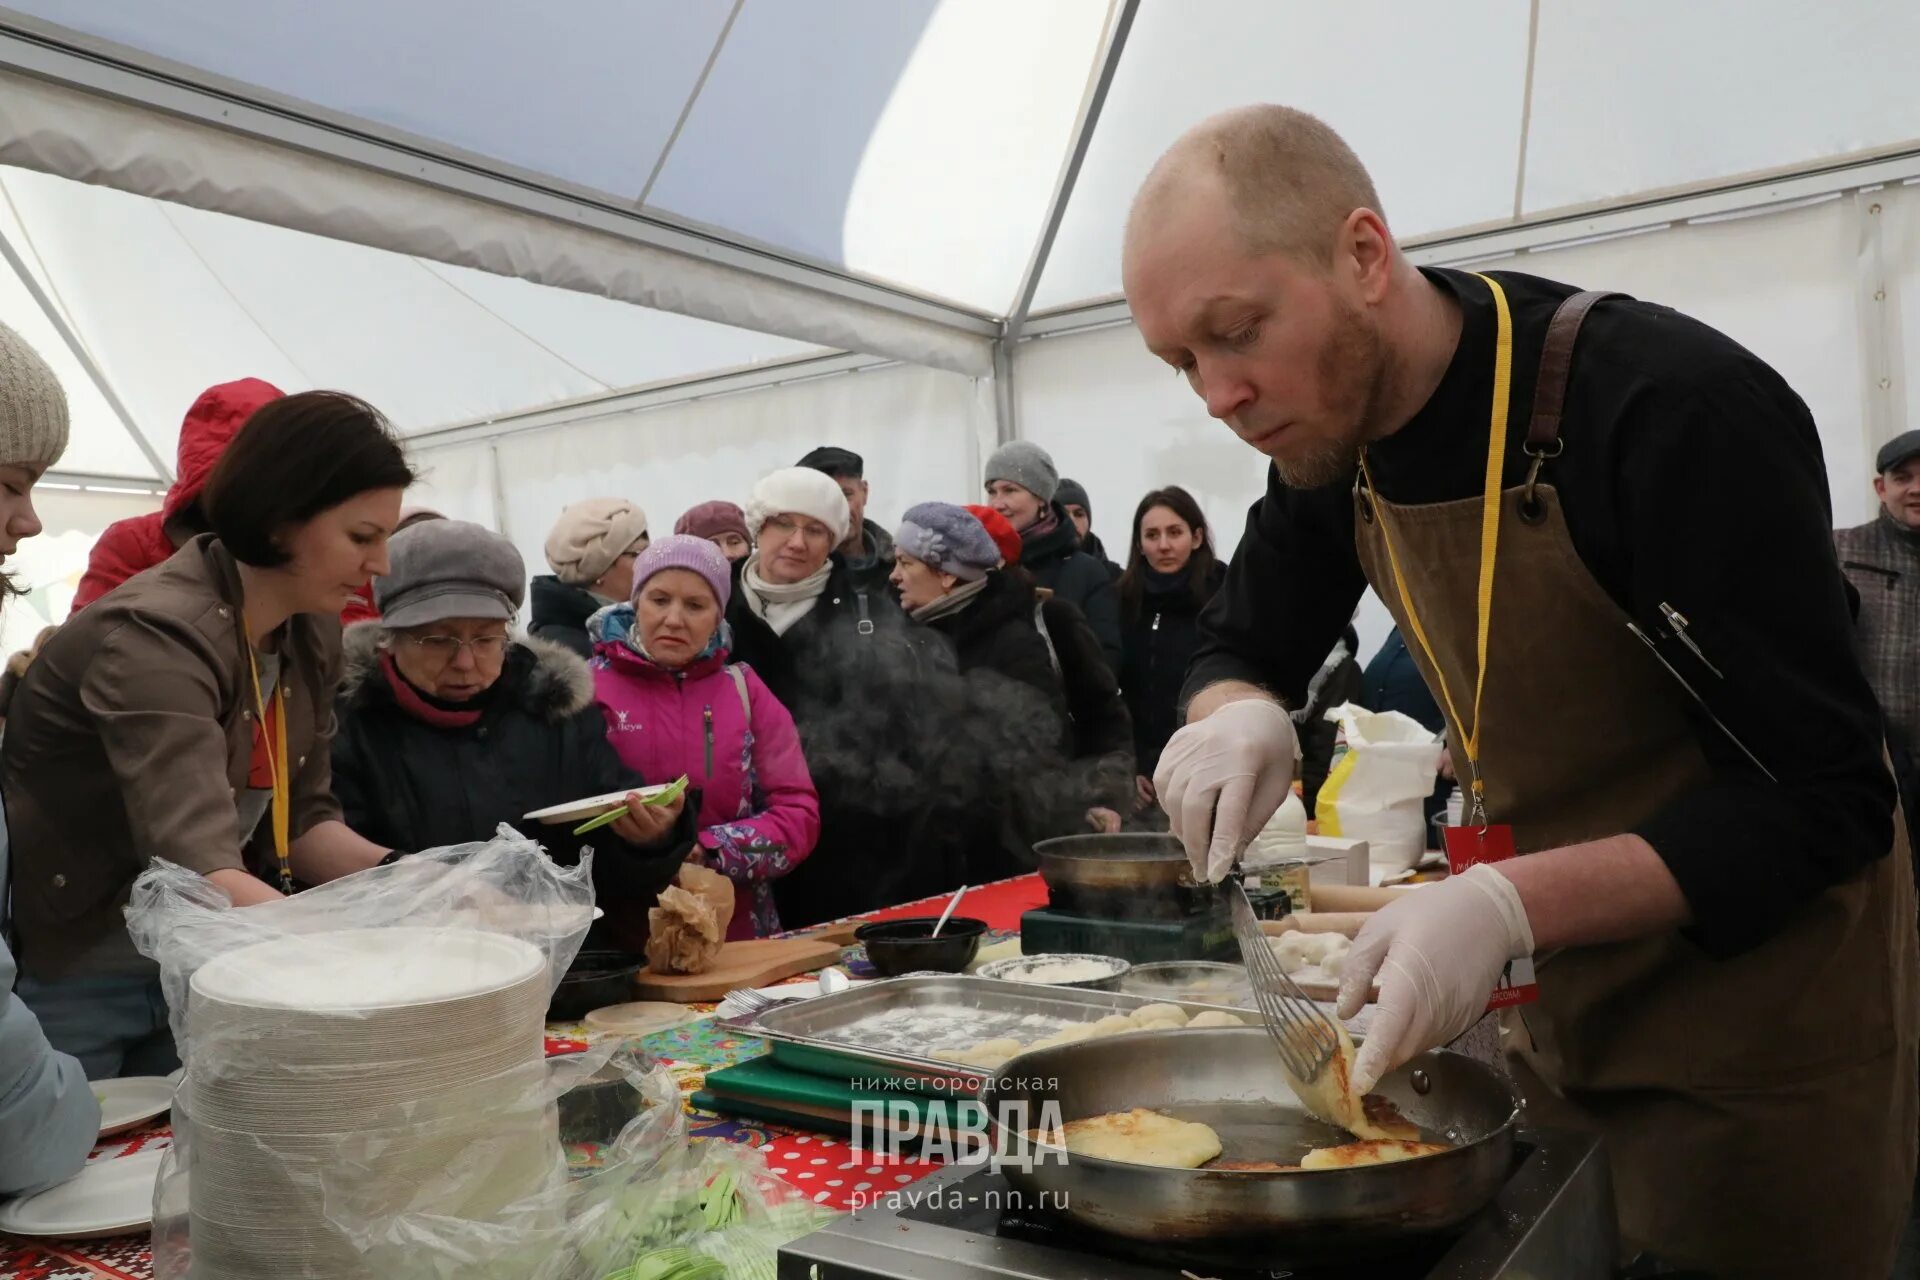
[543,496,650,585]
[0,320,68,471]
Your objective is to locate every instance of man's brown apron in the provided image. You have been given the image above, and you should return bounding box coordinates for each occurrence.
[1352,280,1919,1278]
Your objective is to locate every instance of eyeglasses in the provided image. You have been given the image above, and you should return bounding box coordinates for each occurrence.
[400,633,510,667]
[763,516,833,548]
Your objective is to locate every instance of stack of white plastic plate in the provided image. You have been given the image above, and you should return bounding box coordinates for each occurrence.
[185,927,558,1279]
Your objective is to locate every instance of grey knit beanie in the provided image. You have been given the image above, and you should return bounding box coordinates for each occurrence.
[895,502,1002,582]
[1055,477,1091,515]
[983,440,1058,504]
[0,321,69,471]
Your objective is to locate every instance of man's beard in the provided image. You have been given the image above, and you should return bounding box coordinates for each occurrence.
[1268,299,1390,490]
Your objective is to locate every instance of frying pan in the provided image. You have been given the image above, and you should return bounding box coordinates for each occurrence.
[981,1027,1517,1257]
[1032,833,1218,918]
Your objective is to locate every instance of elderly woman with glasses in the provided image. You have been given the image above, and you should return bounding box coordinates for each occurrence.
[331,519,694,951]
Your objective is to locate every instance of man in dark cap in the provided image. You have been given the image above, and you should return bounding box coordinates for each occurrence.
[1056,478,1121,581]
[798,445,895,593]
[1836,428,1920,827]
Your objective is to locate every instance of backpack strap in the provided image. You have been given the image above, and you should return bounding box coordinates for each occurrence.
[1033,602,1063,678]
[725,663,753,726]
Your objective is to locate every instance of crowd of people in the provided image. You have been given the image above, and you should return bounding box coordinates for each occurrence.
[0,322,1372,1184]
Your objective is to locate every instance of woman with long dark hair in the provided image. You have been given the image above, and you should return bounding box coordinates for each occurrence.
[1117,486,1225,812]
[6,391,413,1077]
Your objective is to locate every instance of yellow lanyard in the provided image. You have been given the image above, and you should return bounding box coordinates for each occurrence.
[243,612,293,893]
[1358,272,1514,823]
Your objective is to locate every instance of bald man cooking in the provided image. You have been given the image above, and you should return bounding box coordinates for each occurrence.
[1127,106,1916,1278]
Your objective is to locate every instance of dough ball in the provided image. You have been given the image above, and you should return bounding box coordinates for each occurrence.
[1306,933,1350,965]
[1084,1014,1138,1038]
[1186,1010,1250,1029]
[970,1037,1025,1057]
[1129,1003,1190,1028]
[1321,948,1347,978]
[1268,933,1318,974]
[1051,1023,1097,1044]
[931,1047,972,1063]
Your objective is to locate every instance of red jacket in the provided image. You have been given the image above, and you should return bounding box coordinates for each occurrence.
[70,379,284,616]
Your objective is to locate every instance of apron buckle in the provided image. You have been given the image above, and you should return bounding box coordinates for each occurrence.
[1519,439,1562,525]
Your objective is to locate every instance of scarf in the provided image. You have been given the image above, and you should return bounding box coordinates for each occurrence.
[1021,507,1061,543]
[1144,564,1192,594]
[1880,508,1920,549]
[741,554,832,636]
[380,651,488,728]
[910,575,990,623]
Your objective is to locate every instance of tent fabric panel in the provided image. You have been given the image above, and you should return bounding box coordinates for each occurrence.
[3,487,162,655]
[1015,194,1877,663]
[416,262,827,397]
[483,361,990,601]
[1030,0,1531,312]
[1523,0,1920,216]
[646,0,1111,312]
[0,202,163,478]
[4,0,731,203]
[0,70,993,376]
[1882,185,1920,448]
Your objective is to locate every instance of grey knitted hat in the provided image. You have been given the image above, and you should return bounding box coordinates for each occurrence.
[0,320,69,471]
[378,519,526,627]
[983,440,1059,504]
[895,502,1002,582]
[1055,477,1091,514]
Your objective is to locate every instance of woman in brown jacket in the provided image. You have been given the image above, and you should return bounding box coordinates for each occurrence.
[4,391,413,1078]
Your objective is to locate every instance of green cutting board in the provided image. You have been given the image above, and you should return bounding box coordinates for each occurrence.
[695,1056,985,1140]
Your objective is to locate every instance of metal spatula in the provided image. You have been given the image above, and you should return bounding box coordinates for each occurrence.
[1230,877,1339,1082]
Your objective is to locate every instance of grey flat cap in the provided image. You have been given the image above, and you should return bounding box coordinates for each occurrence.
[375,518,526,628]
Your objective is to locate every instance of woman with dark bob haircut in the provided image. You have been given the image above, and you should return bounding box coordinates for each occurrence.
[3,390,415,1078]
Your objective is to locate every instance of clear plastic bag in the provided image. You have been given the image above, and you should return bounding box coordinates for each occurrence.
[127,827,589,1279]
[128,827,830,1279]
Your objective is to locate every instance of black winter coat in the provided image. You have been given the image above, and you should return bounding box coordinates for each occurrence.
[925,571,1064,716]
[922,572,1081,882]
[1119,561,1226,780]
[528,574,604,659]
[1020,502,1122,672]
[330,626,689,949]
[726,556,962,926]
[1080,530,1123,583]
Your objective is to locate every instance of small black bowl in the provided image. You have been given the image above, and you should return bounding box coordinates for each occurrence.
[548,949,646,1021]
[854,916,988,977]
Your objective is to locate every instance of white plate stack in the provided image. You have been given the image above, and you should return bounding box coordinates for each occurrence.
[185,927,559,1279]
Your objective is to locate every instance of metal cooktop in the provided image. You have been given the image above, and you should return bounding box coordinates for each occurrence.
[778,1128,1620,1280]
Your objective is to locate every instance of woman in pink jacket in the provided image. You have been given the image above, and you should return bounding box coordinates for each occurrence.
[589,535,820,938]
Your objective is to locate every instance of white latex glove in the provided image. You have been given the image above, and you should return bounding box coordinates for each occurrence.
[1336,864,1535,1094]
[1153,697,1298,883]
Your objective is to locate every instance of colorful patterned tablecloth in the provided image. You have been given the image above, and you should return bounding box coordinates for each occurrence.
[0,878,1054,1279]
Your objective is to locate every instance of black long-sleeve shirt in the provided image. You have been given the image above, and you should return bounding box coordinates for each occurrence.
[1186,267,1894,957]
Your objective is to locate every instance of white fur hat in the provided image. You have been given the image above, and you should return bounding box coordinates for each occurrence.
[745,467,851,544]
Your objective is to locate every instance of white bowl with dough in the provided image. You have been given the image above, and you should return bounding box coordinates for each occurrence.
[976,952,1130,991]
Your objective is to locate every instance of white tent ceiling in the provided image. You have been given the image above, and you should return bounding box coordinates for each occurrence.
[0,0,1916,490]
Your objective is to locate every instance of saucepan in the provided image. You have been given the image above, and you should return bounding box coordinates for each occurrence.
[980,1027,1517,1257]
[1032,833,1222,918]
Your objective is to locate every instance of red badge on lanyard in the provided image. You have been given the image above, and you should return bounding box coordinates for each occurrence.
[1362,272,1537,1012]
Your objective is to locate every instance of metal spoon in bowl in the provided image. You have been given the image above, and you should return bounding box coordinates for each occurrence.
[931,885,970,938]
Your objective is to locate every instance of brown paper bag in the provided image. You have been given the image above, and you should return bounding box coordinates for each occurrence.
[644,864,735,974]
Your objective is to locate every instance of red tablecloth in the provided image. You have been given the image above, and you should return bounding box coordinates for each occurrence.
[843,872,1045,932]
[0,877,1048,1277]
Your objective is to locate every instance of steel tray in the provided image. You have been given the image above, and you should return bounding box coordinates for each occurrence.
[720,974,1265,1096]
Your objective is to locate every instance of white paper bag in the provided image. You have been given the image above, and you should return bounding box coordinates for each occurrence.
[1314,703,1443,873]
